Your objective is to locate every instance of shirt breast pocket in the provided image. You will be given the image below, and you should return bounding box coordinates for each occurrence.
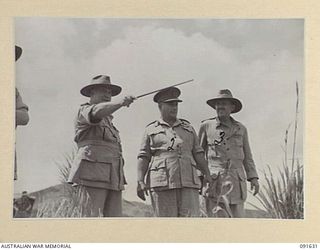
[229,135,244,159]
[149,129,167,148]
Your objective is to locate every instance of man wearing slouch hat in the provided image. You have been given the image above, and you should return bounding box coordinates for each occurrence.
[198,89,259,218]
[67,75,135,217]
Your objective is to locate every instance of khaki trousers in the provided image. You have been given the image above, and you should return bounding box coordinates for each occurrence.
[150,188,200,217]
[84,186,122,217]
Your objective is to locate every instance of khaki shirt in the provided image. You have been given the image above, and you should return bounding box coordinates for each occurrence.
[16,88,29,127]
[15,88,29,180]
[198,117,258,203]
[198,117,258,180]
[138,118,204,190]
[67,103,126,191]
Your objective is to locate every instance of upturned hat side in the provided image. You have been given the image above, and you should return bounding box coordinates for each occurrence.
[153,87,182,103]
[80,75,122,97]
[15,46,22,61]
[206,89,242,113]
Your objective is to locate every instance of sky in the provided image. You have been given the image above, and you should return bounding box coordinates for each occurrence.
[14,18,304,207]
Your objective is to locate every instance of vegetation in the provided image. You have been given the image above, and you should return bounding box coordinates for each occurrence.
[36,185,95,218]
[36,147,97,218]
[251,82,303,219]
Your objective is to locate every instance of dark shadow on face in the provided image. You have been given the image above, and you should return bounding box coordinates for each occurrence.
[159,101,179,121]
[215,100,235,118]
[90,86,112,104]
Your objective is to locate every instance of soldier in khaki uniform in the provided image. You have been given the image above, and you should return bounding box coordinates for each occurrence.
[15,45,29,180]
[137,87,212,217]
[198,89,259,218]
[67,75,135,217]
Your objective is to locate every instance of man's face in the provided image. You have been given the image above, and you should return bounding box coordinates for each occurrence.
[90,86,112,103]
[215,99,235,118]
[159,101,178,120]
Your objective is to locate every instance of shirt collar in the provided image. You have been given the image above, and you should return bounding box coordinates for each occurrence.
[215,116,238,128]
[158,118,182,128]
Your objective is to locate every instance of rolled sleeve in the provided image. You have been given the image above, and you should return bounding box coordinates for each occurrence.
[78,104,100,125]
[243,127,258,180]
[137,130,152,161]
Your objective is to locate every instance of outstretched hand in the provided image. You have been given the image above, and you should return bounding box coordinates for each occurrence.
[122,95,136,107]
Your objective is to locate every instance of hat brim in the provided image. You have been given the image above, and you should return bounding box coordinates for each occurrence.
[161,98,182,103]
[80,83,122,97]
[15,46,22,61]
[206,97,242,113]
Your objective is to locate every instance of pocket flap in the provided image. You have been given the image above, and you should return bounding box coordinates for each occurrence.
[150,158,166,171]
[148,128,165,136]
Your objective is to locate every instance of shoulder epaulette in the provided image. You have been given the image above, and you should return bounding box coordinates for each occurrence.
[146,120,158,127]
[80,102,90,106]
[180,119,193,132]
[180,118,190,124]
[201,117,216,123]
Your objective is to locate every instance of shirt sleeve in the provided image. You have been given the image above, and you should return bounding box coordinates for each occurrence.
[242,126,259,180]
[198,122,208,155]
[137,129,152,161]
[16,88,29,126]
[190,126,204,155]
[78,104,101,125]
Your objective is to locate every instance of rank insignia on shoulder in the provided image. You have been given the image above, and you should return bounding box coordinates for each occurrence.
[201,117,216,123]
[146,120,158,127]
[180,119,193,132]
[180,118,190,124]
[80,102,90,106]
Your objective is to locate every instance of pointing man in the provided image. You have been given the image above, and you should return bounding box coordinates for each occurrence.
[68,75,135,217]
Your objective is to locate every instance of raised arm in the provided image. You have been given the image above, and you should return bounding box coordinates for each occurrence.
[91,96,135,121]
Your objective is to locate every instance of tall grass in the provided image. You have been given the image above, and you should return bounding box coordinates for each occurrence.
[36,185,95,218]
[252,82,303,219]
